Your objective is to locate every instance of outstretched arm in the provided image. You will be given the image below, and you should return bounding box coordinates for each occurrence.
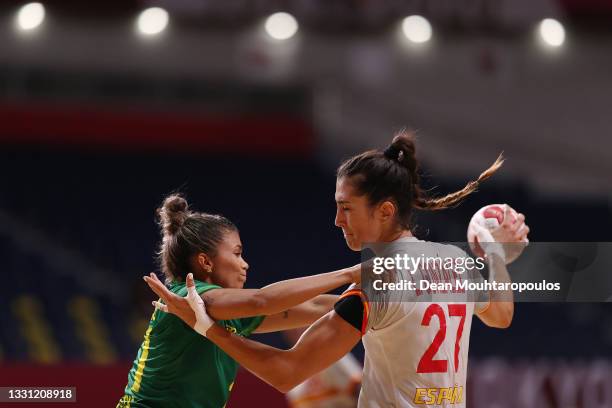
[145,263,359,325]
[474,205,529,328]
[176,274,364,392]
[253,294,338,333]
[207,309,361,392]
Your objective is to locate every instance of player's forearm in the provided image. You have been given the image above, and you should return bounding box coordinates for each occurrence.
[206,267,354,321]
[282,294,338,327]
[479,254,514,328]
[206,324,302,392]
[253,294,339,333]
[251,268,353,316]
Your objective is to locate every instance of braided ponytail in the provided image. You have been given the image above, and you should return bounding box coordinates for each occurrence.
[414,154,503,210]
[388,131,504,211]
[337,129,503,229]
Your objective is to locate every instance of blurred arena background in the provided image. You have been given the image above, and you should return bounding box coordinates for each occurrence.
[0,0,611,406]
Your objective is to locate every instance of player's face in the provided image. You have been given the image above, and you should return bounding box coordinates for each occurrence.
[210,229,249,289]
[335,177,386,251]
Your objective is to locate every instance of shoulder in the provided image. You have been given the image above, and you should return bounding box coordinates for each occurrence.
[334,286,369,335]
[169,280,221,297]
[417,240,470,259]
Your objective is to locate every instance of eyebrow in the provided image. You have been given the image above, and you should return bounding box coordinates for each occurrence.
[235,244,243,250]
[336,200,350,204]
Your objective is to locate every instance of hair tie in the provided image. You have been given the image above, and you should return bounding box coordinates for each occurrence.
[383,145,403,162]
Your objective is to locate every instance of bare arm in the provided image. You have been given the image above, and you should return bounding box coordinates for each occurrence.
[475,253,514,328]
[144,265,358,326]
[207,310,362,392]
[204,275,349,321]
[253,294,338,333]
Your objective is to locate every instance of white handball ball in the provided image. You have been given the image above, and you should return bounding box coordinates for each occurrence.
[467,203,526,263]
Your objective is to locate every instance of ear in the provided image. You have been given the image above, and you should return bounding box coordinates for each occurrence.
[196,253,214,273]
[378,200,396,223]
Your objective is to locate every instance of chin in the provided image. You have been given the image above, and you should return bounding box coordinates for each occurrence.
[345,239,362,252]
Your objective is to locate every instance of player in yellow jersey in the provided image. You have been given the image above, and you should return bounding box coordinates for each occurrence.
[119,194,361,408]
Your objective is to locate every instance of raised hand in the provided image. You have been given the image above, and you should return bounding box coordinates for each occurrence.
[487,204,530,264]
[490,205,529,242]
[144,272,197,328]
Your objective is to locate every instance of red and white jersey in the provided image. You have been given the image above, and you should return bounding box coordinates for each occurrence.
[287,353,362,408]
[358,237,481,408]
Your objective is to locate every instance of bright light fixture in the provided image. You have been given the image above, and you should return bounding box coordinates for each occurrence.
[265,12,298,40]
[17,2,45,31]
[402,15,432,44]
[137,7,169,36]
[539,18,565,47]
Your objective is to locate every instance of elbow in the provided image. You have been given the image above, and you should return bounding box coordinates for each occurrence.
[480,302,514,329]
[274,382,295,394]
[495,316,512,329]
[493,306,514,329]
[262,375,298,394]
[266,355,302,393]
[273,375,302,394]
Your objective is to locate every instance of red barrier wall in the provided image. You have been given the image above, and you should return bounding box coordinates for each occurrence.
[0,103,313,156]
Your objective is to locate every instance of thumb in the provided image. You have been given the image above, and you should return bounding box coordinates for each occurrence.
[186,273,203,310]
[187,273,195,289]
[186,273,198,300]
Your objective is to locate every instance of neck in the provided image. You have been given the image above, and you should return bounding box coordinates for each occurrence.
[381,228,413,243]
[365,229,413,255]
[192,271,214,285]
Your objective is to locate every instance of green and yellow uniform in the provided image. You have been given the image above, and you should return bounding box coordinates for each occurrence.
[118,280,264,408]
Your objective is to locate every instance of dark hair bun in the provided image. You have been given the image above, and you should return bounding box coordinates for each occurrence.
[390,130,418,176]
[158,194,189,235]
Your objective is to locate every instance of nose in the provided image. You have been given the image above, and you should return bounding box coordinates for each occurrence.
[335,207,344,228]
[242,260,249,271]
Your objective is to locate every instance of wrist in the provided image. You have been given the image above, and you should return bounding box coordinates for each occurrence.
[194,319,211,336]
[483,242,506,264]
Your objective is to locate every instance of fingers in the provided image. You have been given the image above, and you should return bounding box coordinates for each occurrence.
[515,223,530,241]
[501,205,527,237]
[514,213,525,226]
[501,204,511,227]
[507,210,527,240]
[152,300,169,313]
[501,205,515,229]
[508,214,525,234]
[144,275,170,302]
[147,272,164,286]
